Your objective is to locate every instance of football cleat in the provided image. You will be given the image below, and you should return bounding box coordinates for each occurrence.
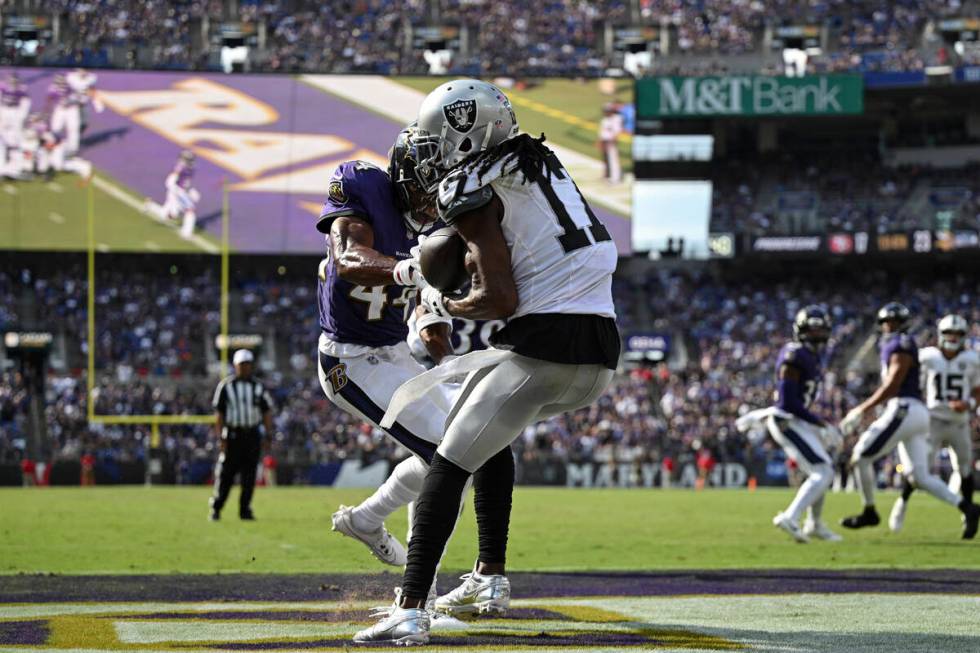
[840,506,881,529]
[434,568,511,616]
[332,505,407,566]
[888,498,907,533]
[962,503,980,540]
[369,586,469,632]
[353,603,429,646]
[803,519,843,542]
[772,512,809,543]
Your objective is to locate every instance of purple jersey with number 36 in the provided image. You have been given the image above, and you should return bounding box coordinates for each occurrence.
[317,161,418,347]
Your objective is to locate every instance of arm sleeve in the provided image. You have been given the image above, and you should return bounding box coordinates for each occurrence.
[212,381,226,414]
[775,376,825,426]
[258,384,274,413]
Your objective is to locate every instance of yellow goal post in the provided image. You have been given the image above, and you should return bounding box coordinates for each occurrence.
[85,182,231,446]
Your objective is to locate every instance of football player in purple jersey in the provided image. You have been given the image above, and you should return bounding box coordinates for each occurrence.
[840,302,980,538]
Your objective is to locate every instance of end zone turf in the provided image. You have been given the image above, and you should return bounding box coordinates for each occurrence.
[1,571,978,652]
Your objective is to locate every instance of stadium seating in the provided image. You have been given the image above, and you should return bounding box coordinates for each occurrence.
[20,0,980,76]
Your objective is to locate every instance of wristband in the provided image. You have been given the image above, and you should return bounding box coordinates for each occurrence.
[416,311,453,333]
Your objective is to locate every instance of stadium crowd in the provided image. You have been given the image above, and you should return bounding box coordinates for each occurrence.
[710,155,980,237]
[19,0,980,76]
[2,260,977,487]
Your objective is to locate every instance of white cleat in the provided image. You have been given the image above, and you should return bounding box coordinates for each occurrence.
[434,568,511,616]
[353,604,429,646]
[803,519,843,542]
[331,505,407,566]
[773,512,810,543]
[888,497,907,533]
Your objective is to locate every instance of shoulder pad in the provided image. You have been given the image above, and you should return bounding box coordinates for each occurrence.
[437,184,494,226]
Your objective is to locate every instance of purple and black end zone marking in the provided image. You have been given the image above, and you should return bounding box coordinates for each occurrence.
[2,569,979,604]
[0,621,49,646]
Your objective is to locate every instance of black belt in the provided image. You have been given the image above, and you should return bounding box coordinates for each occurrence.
[226,427,261,437]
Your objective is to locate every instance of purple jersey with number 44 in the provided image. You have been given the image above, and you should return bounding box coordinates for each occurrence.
[317,161,419,347]
[879,332,922,400]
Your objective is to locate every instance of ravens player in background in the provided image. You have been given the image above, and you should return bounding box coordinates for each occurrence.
[355,79,619,645]
[738,307,843,543]
[889,314,980,532]
[839,303,980,538]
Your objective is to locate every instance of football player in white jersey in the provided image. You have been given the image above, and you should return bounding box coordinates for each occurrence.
[354,80,620,646]
[889,314,980,532]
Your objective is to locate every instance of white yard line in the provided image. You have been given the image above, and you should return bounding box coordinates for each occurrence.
[300,75,630,216]
[48,212,66,224]
[96,243,110,252]
[144,240,160,251]
[3,184,17,195]
[90,175,219,254]
[46,181,65,193]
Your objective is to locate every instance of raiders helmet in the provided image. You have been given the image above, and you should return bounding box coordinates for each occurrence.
[793,305,832,346]
[876,302,911,329]
[414,79,519,190]
[938,314,968,353]
[388,124,441,232]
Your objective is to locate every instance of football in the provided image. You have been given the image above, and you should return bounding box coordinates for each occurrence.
[419,227,469,293]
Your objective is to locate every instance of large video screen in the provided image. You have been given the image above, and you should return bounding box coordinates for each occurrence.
[0,69,632,254]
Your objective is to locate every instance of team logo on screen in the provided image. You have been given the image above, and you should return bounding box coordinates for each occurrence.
[444,99,477,132]
[328,179,346,203]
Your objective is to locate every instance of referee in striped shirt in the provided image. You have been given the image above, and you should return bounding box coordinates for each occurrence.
[209,349,274,521]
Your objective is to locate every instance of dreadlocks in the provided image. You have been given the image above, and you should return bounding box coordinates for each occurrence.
[449,133,556,187]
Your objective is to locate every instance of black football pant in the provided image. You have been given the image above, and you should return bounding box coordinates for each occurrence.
[211,434,261,516]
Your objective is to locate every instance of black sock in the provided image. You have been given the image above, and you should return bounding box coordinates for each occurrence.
[901,477,915,502]
[962,475,974,505]
[864,504,877,515]
[402,453,471,600]
[473,446,515,566]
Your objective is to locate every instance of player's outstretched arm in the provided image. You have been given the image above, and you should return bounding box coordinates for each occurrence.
[444,195,518,320]
[329,216,401,287]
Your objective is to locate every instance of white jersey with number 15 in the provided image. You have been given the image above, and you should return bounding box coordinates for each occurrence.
[919,346,980,423]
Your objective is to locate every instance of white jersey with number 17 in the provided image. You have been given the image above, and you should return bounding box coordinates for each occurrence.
[437,151,618,320]
[919,346,980,423]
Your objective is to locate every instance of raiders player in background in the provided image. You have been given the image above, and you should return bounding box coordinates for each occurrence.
[355,80,620,645]
[839,303,980,538]
[889,314,980,532]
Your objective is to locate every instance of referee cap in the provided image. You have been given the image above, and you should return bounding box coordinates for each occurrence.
[233,349,254,365]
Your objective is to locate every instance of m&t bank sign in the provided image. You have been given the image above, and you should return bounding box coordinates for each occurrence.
[637,75,864,118]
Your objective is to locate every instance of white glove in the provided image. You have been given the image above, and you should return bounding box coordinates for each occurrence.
[392,258,423,287]
[420,285,450,318]
[839,407,865,437]
[821,424,844,451]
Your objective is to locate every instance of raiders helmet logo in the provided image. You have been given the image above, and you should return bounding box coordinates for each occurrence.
[328,179,346,204]
[443,99,477,133]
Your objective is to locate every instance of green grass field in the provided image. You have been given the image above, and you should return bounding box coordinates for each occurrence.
[3,486,978,575]
[0,174,219,253]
